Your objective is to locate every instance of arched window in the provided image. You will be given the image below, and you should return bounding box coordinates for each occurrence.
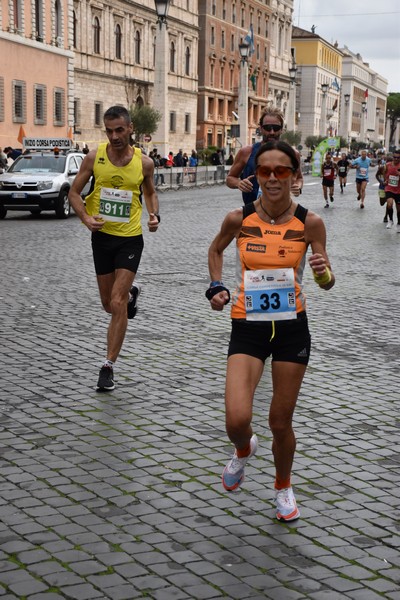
[115,24,122,59]
[54,0,62,38]
[136,96,144,108]
[93,17,100,54]
[152,36,156,67]
[72,10,77,48]
[134,30,141,64]
[185,46,190,76]
[170,41,176,72]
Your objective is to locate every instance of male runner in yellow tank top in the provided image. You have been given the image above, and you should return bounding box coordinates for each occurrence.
[69,106,160,391]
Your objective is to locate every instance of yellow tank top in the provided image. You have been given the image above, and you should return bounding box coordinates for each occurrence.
[231,203,308,319]
[85,143,143,237]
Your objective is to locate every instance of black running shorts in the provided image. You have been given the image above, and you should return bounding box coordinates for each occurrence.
[91,231,144,275]
[228,312,311,365]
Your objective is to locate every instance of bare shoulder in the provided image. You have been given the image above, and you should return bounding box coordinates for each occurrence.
[223,207,244,230]
[141,152,154,173]
[304,209,326,242]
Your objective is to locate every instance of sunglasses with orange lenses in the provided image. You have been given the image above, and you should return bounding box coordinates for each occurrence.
[256,165,295,180]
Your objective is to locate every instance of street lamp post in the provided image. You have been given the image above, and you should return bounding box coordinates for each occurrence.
[287,60,298,132]
[153,0,170,158]
[385,109,393,150]
[360,100,367,143]
[319,82,329,137]
[342,93,350,140]
[237,41,250,147]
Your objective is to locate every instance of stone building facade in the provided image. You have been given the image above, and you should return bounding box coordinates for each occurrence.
[0,0,74,149]
[72,0,198,154]
[197,0,294,152]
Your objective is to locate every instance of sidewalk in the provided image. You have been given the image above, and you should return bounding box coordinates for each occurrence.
[0,176,399,599]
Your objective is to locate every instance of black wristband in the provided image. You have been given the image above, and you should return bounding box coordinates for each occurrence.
[154,213,161,223]
[205,284,230,304]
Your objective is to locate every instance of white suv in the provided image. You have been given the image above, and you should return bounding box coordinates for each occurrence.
[0,151,90,219]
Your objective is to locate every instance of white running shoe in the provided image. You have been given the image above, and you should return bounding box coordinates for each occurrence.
[222,434,258,491]
[386,221,393,229]
[275,486,300,522]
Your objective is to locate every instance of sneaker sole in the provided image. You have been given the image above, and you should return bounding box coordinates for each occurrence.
[127,283,141,319]
[276,508,300,522]
[222,468,244,491]
[96,384,115,391]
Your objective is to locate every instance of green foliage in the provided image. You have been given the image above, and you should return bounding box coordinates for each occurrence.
[198,146,217,165]
[129,105,161,140]
[281,130,302,147]
[304,135,326,149]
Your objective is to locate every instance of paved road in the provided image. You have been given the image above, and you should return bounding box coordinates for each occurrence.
[0,170,400,600]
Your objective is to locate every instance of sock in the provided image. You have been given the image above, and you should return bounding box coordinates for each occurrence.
[237,444,251,458]
[387,208,393,221]
[104,359,114,368]
[274,476,291,490]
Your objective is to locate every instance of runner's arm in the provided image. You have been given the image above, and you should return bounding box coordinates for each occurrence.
[305,212,335,290]
[141,154,160,232]
[226,147,255,193]
[68,151,105,232]
[207,209,243,310]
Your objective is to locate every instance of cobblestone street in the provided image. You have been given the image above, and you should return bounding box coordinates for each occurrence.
[1,170,400,600]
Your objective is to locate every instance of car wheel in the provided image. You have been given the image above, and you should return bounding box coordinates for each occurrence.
[0,205,7,219]
[55,188,70,219]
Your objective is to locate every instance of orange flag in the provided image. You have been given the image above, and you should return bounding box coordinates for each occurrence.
[67,126,74,140]
[17,125,26,145]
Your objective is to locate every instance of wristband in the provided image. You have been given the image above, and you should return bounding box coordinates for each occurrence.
[154,213,161,223]
[313,267,332,286]
[205,284,231,304]
[210,280,223,288]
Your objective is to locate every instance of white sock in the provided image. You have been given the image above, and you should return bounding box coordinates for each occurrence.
[104,359,114,368]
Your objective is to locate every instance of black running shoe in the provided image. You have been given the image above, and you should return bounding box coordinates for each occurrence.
[97,366,115,391]
[127,283,141,319]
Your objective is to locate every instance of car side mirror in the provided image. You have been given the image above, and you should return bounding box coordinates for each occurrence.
[68,168,78,175]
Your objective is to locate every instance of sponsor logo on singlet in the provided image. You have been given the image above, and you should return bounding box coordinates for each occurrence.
[264,230,281,235]
[246,243,266,253]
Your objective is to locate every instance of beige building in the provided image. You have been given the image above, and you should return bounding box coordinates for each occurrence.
[0,0,74,150]
[197,0,295,151]
[72,0,198,153]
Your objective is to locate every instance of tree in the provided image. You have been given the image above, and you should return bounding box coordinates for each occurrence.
[386,93,400,147]
[129,105,161,141]
[281,130,302,147]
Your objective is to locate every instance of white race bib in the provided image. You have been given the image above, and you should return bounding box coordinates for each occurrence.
[99,188,132,222]
[388,175,399,187]
[244,268,296,321]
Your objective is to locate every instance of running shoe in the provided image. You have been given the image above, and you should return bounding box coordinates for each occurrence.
[222,434,258,491]
[330,196,334,202]
[275,486,300,522]
[357,194,360,200]
[360,203,364,209]
[127,282,141,319]
[324,203,329,208]
[383,216,388,223]
[386,221,393,229]
[97,365,115,391]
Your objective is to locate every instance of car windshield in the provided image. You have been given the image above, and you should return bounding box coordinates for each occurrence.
[9,155,66,174]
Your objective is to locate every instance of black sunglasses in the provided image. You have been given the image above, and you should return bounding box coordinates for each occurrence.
[261,124,282,132]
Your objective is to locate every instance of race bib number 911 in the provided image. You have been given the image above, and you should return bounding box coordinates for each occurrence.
[99,188,132,222]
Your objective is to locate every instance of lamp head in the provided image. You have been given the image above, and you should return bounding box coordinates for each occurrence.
[239,42,250,61]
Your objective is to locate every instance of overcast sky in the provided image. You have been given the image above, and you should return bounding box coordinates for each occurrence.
[293,0,400,93]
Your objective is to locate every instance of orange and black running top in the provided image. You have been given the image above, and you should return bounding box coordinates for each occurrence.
[231,202,308,320]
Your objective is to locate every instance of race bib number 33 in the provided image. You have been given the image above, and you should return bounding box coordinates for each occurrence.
[99,188,132,222]
[244,268,296,321]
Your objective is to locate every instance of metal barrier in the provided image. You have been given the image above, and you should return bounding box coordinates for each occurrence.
[154,165,229,190]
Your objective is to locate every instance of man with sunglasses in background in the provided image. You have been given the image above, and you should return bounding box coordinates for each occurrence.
[226,108,303,204]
